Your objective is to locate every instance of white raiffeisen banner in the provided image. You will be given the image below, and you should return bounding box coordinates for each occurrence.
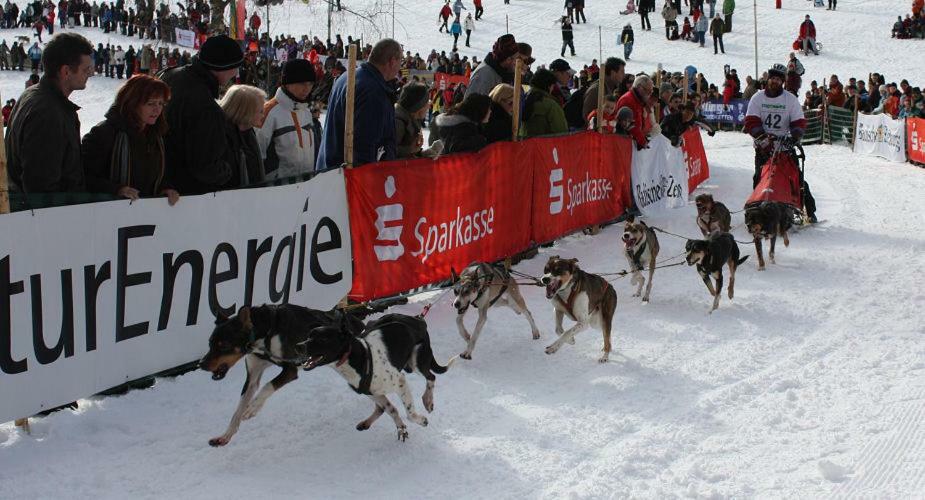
[854,113,907,162]
[0,170,352,423]
[631,134,689,216]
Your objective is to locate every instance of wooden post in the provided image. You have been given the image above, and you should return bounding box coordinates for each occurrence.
[512,58,523,141]
[682,73,689,104]
[851,93,859,152]
[596,26,604,133]
[655,64,662,120]
[343,44,358,168]
[696,73,702,96]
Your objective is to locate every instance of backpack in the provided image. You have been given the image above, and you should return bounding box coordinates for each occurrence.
[564,86,588,129]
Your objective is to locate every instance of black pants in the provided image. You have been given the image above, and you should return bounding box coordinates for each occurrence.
[665,20,678,39]
[439,18,448,32]
[453,32,459,47]
[465,29,471,46]
[828,0,836,8]
[561,39,575,56]
[753,150,816,217]
[713,34,724,53]
[576,7,586,23]
[475,6,483,19]
[724,13,732,32]
[640,11,651,30]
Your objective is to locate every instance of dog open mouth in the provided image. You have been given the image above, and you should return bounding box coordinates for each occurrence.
[211,364,229,380]
[623,235,637,249]
[545,278,561,299]
[303,355,325,370]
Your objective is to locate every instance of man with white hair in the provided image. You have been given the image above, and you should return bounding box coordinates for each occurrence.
[616,74,654,149]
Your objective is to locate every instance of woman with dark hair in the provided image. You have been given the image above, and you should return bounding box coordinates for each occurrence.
[82,74,179,204]
[435,93,492,154]
[523,68,568,138]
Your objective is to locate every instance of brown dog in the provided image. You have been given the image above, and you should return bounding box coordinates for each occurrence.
[541,256,618,363]
[622,216,660,302]
[695,194,732,237]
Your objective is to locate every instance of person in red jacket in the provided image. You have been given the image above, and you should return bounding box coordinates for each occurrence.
[826,75,846,107]
[616,74,654,149]
[474,0,484,19]
[438,1,452,32]
[249,12,261,32]
[722,73,737,107]
[799,15,818,55]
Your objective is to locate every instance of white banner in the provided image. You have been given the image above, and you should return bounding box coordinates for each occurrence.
[631,134,689,216]
[0,170,352,423]
[854,113,907,162]
[175,28,197,48]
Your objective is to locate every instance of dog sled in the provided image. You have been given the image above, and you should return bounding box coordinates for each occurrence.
[745,141,807,224]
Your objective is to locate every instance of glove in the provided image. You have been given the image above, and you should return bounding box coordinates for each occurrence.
[754,134,773,152]
[707,130,716,137]
[636,141,649,151]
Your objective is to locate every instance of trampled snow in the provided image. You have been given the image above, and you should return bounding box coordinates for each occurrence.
[2,1,925,498]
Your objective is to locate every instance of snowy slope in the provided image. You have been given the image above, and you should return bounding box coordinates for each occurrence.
[2,1,925,498]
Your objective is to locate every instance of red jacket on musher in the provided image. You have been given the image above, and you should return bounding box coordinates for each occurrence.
[799,20,816,39]
[616,88,653,148]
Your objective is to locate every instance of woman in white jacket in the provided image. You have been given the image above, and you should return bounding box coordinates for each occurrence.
[463,13,476,47]
[257,59,317,181]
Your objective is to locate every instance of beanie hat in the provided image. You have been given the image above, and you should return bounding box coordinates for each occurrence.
[281,59,317,85]
[617,106,634,122]
[491,34,518,62]
[198,35,244,71]
[399,83,429,113]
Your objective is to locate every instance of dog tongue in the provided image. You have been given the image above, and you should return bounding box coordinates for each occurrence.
[545,283,557,299]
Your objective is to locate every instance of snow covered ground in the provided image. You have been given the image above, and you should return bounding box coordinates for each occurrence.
[2,1,925,498]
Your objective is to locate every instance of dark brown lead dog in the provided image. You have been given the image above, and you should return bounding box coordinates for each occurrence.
[744,201,793,270]
[695,193,732,236]
[685,233,749,312]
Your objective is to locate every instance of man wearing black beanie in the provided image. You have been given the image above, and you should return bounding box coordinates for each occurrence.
[257,59,318,180]
[161,35,244,194]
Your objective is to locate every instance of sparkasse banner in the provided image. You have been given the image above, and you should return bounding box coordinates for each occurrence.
[0,170,352,423]
[854,113,907,162]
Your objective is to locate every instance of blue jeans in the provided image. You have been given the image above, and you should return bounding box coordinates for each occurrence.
[623,41,633,59]
[696,31,706,46]
[708,1,715,17]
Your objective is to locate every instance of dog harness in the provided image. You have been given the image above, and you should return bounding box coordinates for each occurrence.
[340,338,374,395]
[462,264,510,312]
[554,275,583,322]
[630,239,648,272]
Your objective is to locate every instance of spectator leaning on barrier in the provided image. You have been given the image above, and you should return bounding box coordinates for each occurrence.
[257,58,316,181]
[161,35,243,195]
[484,83,515,143]
[394,82,429,159]
[523,68,569,138]
[220,84,268,188]
[5,32,93,195]
[82,74,178,204]
[582,57,626,126]
[616,74,654,149]
[465,33,517,97]
[549,58,574,107]
[435,92,491,154]
[316,38,401,170]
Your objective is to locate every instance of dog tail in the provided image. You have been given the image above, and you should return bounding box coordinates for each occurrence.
[431,355,458,374]
[736,255,749,266]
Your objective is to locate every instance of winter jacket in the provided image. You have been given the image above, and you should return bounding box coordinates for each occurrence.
[257,87,315,180]
[316,62,397,170]
[826,82,846,107]
[223,120,265,188]
[561,21,574,41]
[615,88,653,148]
[439,4,451,19]
[27,44,41,61]
[709,17,724,36]
[464,16,475,31]
[621,26,635,44]
[662,4,678,23]
[788,57,804,76]
[722,0,734,15]
[452,0,466,16]
[523,88,569,138]
[695,15,708,32]
[450,20,462,34]
[482,100,513,143]
[639,0,655,12]
[435,113,486,154]
[799,20,815,39]
[659,111,691,146]
[5,77,84,193]
[81,105,168,196]
[113,49,125,65]
[160,57,233,194]
[465,52,510,97]
[394,104,423,158]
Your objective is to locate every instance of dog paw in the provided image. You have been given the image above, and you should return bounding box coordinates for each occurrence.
[356,421,370,431]
[758,266,766,271]
[545,344,558,355]
[396,426,409,442]
[460,352,472,360]
[417,416,429,427]
[598,354,609,363]
[642,296,650,303]
[532,331,541,340]
[208,436,229,447]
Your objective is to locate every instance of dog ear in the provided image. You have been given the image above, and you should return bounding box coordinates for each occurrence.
[214,311,229,325]
[450,267,459,283]
[567,258,579,266]
[237,306,252,329]
[626,214,636,223]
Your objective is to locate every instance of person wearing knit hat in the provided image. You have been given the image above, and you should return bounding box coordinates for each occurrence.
[465,33,518,97]
[395,82,430,158]
[256,58,318,180]
[161,35,245,194]
[614,105,636,136]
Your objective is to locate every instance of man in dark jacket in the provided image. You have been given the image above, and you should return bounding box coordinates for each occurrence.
[582,57,626,125]
[639,0,654,30]
[5,32,93,194]
[161,35,242,194]
[316,38,402,170]
[560,17,575,57]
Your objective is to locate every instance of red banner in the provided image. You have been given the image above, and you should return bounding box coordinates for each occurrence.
[346,143,533,301]
[434,72,470,91]
[907,118,925,164]
[529,132,633,243]
[682,127,710,191]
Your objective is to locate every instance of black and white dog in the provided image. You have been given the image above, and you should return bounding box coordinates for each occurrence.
[622,216,660,302]
[199,304,364,447]
[685,233,749,312]
[300,313,456,441]
[541,256,619,363]
[451,262,540,360]
[744,201,794,270]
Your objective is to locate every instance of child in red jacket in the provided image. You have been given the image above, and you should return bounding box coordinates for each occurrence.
[587,95,619,133]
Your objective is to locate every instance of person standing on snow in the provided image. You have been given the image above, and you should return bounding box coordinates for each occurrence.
[450,16,462,50]
[560,16,576,56]
[452,0,467,19]
[574,0,587,24]
[710,13,725,53]
[694,12,708,47]
[799,15,818,55]
[662,1,679,40]
[438,1,451,33]
[473,0,483,20]
[639,0,654,30]
[463,13,475,47]
[620,23,634,60]
[722,0,734,32]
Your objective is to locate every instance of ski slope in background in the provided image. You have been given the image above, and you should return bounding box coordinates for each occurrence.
[2,1,925,498]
